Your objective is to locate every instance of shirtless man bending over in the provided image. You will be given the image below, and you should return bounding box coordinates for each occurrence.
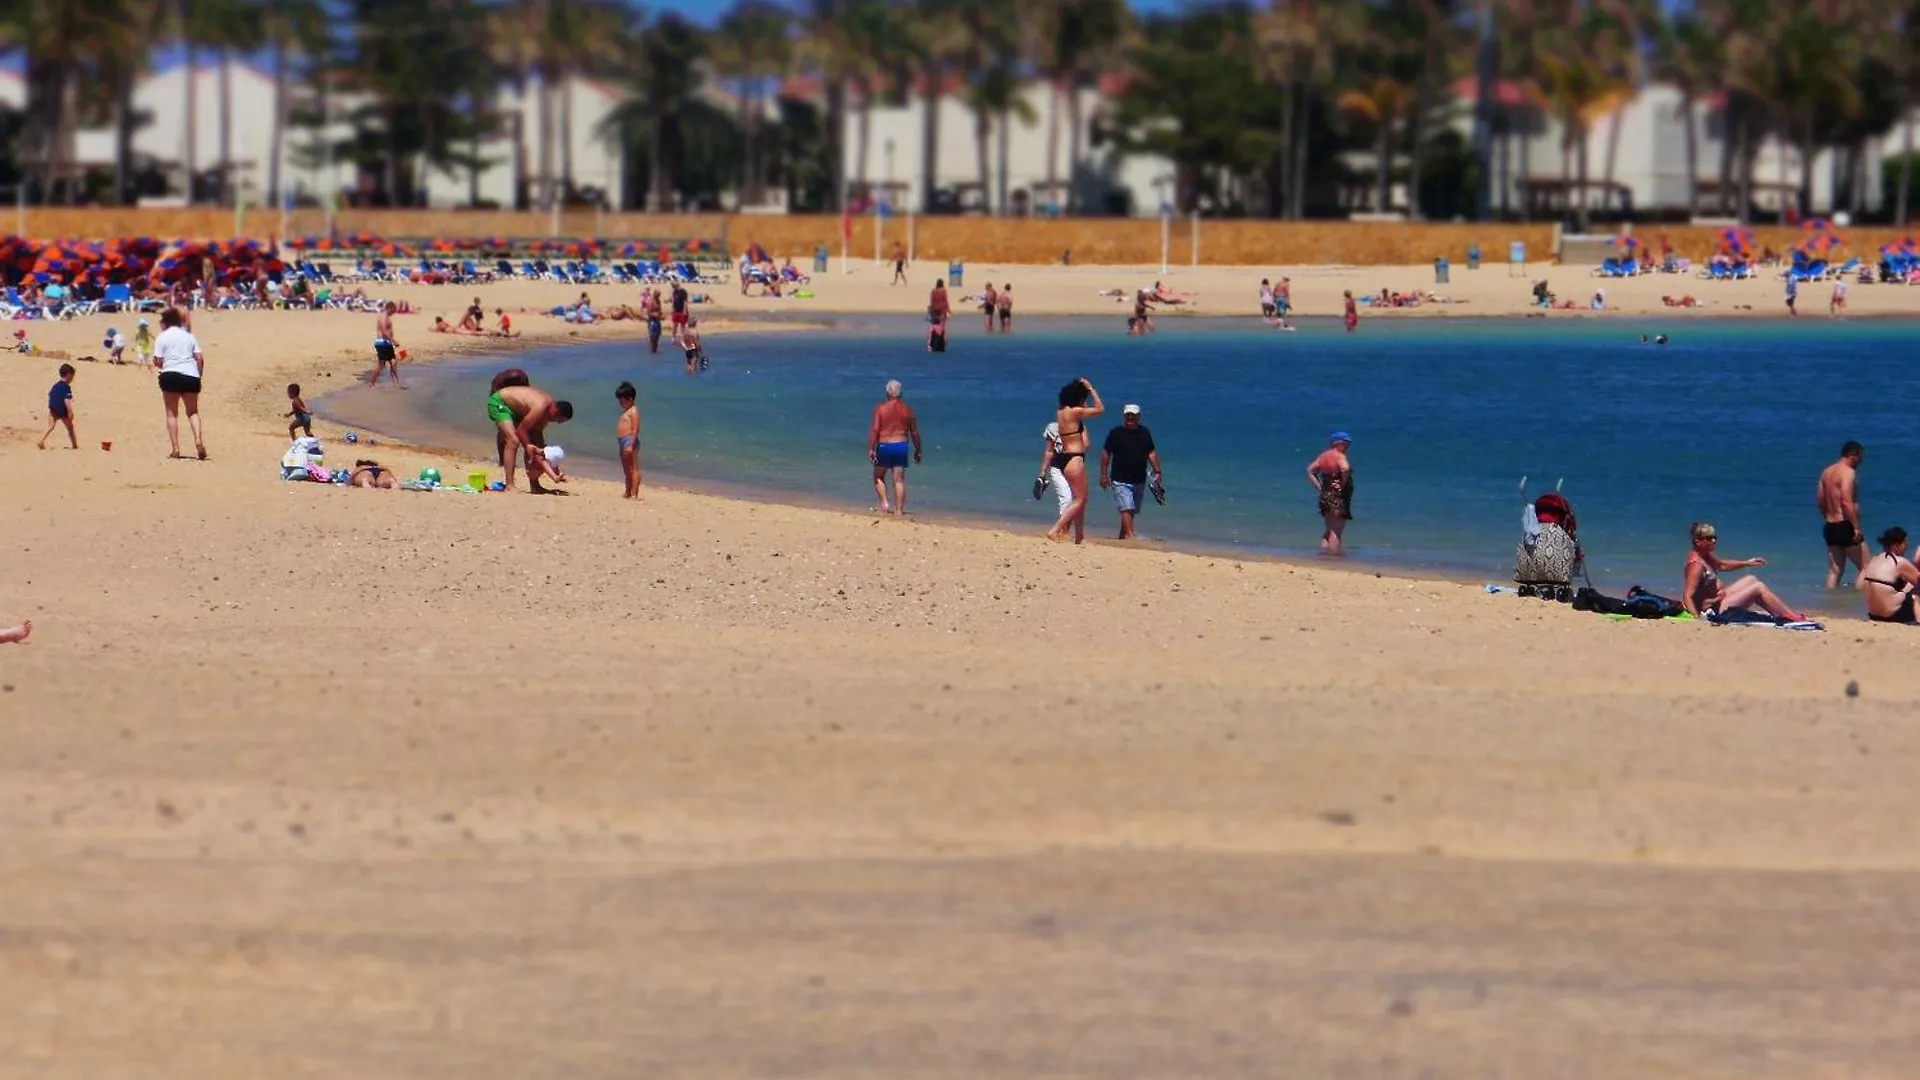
[868,379,923,515]
[487,380,575,493]
[1818,440,1865,588]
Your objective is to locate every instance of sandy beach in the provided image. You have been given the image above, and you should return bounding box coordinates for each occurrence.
[4,270,1919,1078]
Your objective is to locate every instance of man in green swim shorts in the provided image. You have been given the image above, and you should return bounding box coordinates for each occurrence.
[487,381,574,493]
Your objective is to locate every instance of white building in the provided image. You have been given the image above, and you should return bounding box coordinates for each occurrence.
[62,59,634,211]
[837,75,1176,218]
[1456,78,1887,219]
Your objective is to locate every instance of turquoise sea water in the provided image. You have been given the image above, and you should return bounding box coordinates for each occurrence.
[326,315,1920,611]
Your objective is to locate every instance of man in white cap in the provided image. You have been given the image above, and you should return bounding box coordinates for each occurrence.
[1099,403,1162,540]
[868,378,922,514]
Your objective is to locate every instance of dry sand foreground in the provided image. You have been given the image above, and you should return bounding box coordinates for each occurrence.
[3,277,1919,1079]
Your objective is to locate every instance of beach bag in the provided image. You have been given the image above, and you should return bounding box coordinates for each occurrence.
[1623,586,1685,619]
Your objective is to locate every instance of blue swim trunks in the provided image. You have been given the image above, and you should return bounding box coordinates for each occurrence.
[874,442,911,469]
[617,435,637,452]
[1111,480,1143,513]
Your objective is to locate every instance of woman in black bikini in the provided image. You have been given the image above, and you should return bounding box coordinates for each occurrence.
[1046,378,1104,542]
[1861,527,1920,623]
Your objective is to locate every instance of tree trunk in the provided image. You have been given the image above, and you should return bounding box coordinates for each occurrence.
[737,50,755,208]
[1276,80,1294,220]
[826,78,847,212]
[1576,123,1591,231]
[536,76,554,210]
[974,107,992,213]
[1375,118,1392,212]
[996,104,1011,215]
[918,76,941,214]
[1044,80,1062,214]
[1899,115,1914,226]
[1799,127,1816,219]
[182,0,197,204]
[115,68,137,205]
[1602,104,1625,221]
[469,124,482,206]
[268,38,287,209]
[1406,104,1424,219]
[1679,96,1698,218]
[1290,80,1310,218]
[1718,102,1737,217]
[1517,109,1533,220]
[1498,123,1512,217]
[1736,117,1754,224]
[559,75,574,202]
[855,97,872,193]
[384,104,400,206]
[512,110,529,210]
[650,113,670,211]
[218,49,233,206]
[1066,82,1084,214]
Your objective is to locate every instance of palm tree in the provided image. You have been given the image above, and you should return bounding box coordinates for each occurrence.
[1031,0,1132,214]
[608,12,704,210]
[1535,20,1627,229]
[711,1,792,209]
[953,0,1020,213]
[1653,9,1722,217]
[1338,76,1410,213]
[261,0,329,210]
[1894,1,1920,224]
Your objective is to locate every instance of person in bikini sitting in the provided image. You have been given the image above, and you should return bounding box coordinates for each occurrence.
[1860,527,1920,623]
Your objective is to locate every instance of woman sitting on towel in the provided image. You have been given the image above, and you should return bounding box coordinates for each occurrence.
[1682,521,1806,622]
[1859,527,1920,624]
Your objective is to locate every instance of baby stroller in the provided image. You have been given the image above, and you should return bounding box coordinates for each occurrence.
[1514,491,1586,601]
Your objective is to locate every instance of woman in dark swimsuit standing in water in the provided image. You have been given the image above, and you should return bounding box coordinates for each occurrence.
[1308,432,1355,554]
[1046,378,1104,543]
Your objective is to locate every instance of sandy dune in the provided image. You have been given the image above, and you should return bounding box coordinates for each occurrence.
[2,274,1917,1079]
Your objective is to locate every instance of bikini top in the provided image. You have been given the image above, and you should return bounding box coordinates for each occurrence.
[1864,556,1912,592]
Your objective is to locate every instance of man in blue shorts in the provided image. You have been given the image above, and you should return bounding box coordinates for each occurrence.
[868,379,922,515]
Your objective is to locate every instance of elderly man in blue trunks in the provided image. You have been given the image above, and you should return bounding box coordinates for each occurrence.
[867,379,923,515]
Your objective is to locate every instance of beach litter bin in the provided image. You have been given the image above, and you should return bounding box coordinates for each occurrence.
[1467,244,1482,270]
[813,245,828,273]
[948,260,964,288]
[1434,256,1450,285]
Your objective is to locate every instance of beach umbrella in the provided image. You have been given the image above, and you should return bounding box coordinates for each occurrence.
[1612,235,1639,251]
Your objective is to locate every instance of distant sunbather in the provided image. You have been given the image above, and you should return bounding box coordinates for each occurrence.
[350,460,398,489]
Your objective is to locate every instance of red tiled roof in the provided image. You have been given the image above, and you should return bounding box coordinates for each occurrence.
[1449,76,1533,109]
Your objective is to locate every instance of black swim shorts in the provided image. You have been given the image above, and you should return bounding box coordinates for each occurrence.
[158,371,202,395]
[1824,520,1860,548]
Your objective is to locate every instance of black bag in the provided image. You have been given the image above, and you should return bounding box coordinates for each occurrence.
[1574,586,1684,619]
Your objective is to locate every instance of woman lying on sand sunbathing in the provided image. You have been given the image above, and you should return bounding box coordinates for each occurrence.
[349,460,398,489]
[1682,521,1806,622]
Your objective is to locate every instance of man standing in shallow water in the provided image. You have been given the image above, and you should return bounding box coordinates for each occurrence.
[1818,440,1865,588]
[869,379,922,515]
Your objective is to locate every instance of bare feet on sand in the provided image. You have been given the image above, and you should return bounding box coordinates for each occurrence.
[0,621,31,644]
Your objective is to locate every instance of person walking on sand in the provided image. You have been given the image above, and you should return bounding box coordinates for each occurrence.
[1858,527,1920,623]
[1785,274,1799,317]
[1818,440,1866,588]
[997,283,1013,333]
[1099,404,1163,540]
[1034,420,1082,543]
[286,383,312,440]
[1276,277,1293,325]
[154,306,207,460]
[892,243,908,285]
[486,381,574,493]
[1308,432,1354,554]
[1683,521,1807,622]
[1260,278,1275,322]
[1831,279,1848,317]
[869,379,922,515]
[615,381,643,499]
[980,281,999,333]
[132,318,155,369]
[370,302,405,388]
[38,363,78,450]
[1046,378,1104,542]
[1343,290,1359,333]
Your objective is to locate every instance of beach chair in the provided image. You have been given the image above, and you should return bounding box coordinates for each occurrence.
[493,259,515,279]
[96,283,133,314]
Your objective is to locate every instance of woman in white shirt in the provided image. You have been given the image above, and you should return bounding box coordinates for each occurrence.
[153,306,207,460]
